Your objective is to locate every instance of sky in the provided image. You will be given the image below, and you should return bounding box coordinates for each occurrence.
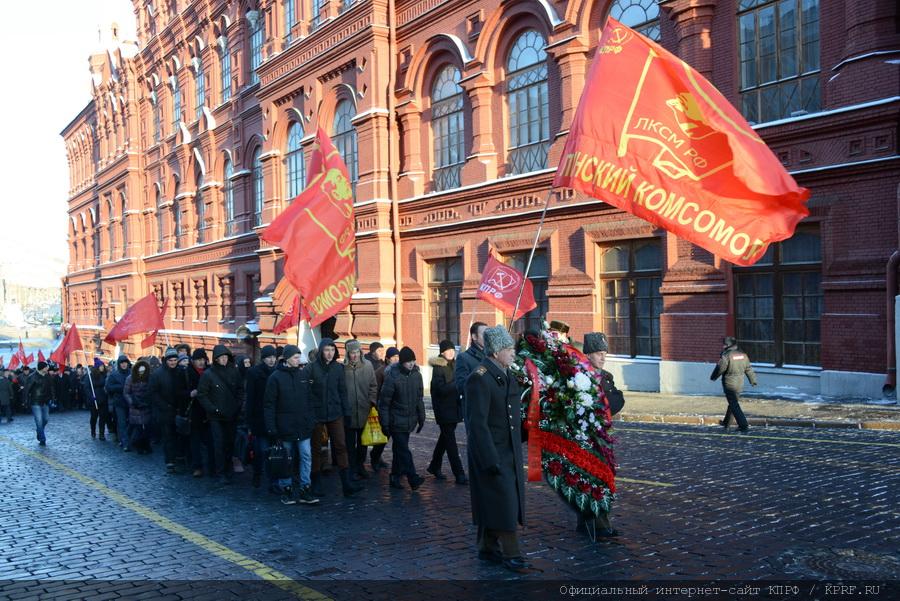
[0,0,136,289]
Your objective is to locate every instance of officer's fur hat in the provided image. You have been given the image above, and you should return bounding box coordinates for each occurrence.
[483,325,515,356]
[583,332,609,354]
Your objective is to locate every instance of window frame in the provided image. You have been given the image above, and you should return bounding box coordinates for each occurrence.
[431,64,466,193]
[503,249,550,336]
[220,41,232,102]
[223,158,235,236]
[252,148,264,226]
[285,122,306,200]
[505,29,551,176]
[333,99,358,193]
[427,257,463,345]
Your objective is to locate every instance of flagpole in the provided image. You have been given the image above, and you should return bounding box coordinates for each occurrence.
[508,187,555,331]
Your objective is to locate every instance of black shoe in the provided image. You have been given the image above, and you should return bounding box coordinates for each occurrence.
[737,428,750,435]
[340,468,363,497]
[98,435,106,441]
[477,550,503,564]
[719,419,728,428]
[91,432,96,439]
[280,488,297,505]
[373,460,388,470]
[218,475,232,486]
[311,474,326,497]
[455,474,469,485]
[165,463,177,474]
[408,474,425,491]
[297,487,320,505]
[355,466,370,479]
[502,557,539,574]
[389,475,404,489]
[426,466,447,480]
[39,440,46,446]
[597,528,620,538]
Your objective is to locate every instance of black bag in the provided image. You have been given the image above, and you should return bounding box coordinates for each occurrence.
[174,414,191,436]
[266,442,293,480]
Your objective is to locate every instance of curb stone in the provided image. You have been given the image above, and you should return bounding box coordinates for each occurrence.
[618,414,900,432]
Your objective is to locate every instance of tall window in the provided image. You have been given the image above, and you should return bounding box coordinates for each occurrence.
[173,181,182,249]
[194,66,206,120]
[224,158,235,236]
[310,0,327,29]
[252,148,264,226]
[106,197,115,261]
[428,257,463,345]
[598,239,663,357]
[220,40,232,102]
[506,30,550,176]
[249,14,263,85]
[610,0,661,41]
[739,0,820,124]
[152,93,161,143]
[333,100,358,194]
[285,122,306,200]
[340,0,354,13]
[195,168,206,243]
[120,193,128,258]
[505,250,550,335]
[155,188,164,253]
[171,76,182,129]
[734,227,821,366]
[431,65,465,192]
[284,0,296,43]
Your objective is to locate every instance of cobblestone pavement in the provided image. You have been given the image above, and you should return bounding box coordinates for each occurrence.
[0,410,898,599]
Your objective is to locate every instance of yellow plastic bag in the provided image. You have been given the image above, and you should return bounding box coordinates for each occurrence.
[361,407,388,446]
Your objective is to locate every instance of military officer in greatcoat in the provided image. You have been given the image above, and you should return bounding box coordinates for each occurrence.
[465,325,533,574]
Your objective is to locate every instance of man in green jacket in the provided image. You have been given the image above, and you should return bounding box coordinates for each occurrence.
[710,336,758,433]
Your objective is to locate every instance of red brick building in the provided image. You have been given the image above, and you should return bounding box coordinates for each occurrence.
[62,0,900,397]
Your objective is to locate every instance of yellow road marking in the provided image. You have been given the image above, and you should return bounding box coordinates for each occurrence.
[0,435,330,601]
[616,477,674,488]
[622,426,900,448]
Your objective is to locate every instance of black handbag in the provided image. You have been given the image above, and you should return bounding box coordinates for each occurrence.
[266,442,293,480]
[174,412,191,436]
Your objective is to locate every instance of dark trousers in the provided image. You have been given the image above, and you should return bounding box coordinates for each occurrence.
[159,415,178,465]
[723,389,749,430]
[2,404,12,422]
[428,422,464,476]
[190,423,213,471]
[345,426,366,472]
[89,403,109,436]
[389,430,418,480]
[209,419,237,477]
[477,526,521,559]
[369,443,386,466]
[312,419,348,473]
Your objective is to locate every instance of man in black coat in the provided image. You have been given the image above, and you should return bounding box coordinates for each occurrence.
[149,348,188,473]
[197,345,245,484]
[105,355,132,449]
[0,369,14,423]
[263,344,318,505]
[455,321,487,426]
[83,363,109,439]
[378,346,426,490]
[465,326,532,574]
[186,349,211,477]
[246,345,278,488]
[427,339,467,484]
[25,361,55,445]
[308,338,361,497]
[711,336,758,433]
[364,342,385,372]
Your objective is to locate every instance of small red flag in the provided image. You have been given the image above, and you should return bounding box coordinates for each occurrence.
[262,128,356,327]
[51,324,84,365]
[38,350,46,363]
[16,339,26,363]
[8,354,19,370]
[104,293,166,347]
[24,354,34,366]
[476,254,538,320]
[554,19,809,266]
[273,296,300,335]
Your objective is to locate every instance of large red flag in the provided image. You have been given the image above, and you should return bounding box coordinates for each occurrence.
[7,354,19,371]
[554,19,809,266]
[476,254,538,320]
[104,293,167,348]
[16,339,26,364]
[38,350,46,363]
[51,324,84,365]
[262,128,356,327]
[24,354,34,366]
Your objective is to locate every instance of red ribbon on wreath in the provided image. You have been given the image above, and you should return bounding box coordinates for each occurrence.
[524,358,543,482]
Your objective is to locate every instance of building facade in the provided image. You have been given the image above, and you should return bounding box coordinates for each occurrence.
[62,0,900,397]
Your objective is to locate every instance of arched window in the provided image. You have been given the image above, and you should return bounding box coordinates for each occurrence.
[152,89,162,143]
[195,167,206,243]
[285,122,305,200]
[333,100,358,194]
[155,187,164,253]
[224,157,235,236]
[431,65,465,192]
[106,197,115,261]
[252,148,264,226]
[611,0,661,41]
[284,0,296,43]
[194,65,206,120]
[248,13,263,85]
[219,38,232,102]
[506,30,550,175]
[172,76,182,129]
[120,192,128,257]
[173,180,182,249]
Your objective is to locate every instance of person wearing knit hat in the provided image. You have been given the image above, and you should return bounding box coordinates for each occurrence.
[378,346,426,490]
[343,339,378,481]
[365,342,385,371]
[369,346,400,470]
[245,344,279,489]
[465,324,533,573]
[427,340,467,484]
[150,345,189,473]
[197,345,244,485]
[711,336,757,433]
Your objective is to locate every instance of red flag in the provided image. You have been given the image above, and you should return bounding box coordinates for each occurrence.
[8,354,19,371]
[273,296,301,335]
[262,128,356,327]
[51,324,84,365]
[476,254,538,320]
[16,339,26,363]
[554,19,809,266]
[104,293,166,347]
[38,350,46,363]
[24,354,34,366]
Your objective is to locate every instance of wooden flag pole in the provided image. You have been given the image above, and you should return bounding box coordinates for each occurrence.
[508,187,555,331]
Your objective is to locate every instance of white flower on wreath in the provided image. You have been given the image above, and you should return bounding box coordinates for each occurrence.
[544,375,554,386]
[577,391,593,406]
[567,379,575,389]
[576,406,585,416]
[573,371,592,392]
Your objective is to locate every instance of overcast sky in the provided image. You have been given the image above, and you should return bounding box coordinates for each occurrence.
[0,0,135,289]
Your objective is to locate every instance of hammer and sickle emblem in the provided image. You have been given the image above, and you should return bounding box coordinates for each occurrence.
[608,26,632,46]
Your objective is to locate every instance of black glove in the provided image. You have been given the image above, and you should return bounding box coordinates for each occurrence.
[416,420,424,434]
[485,464,501,476]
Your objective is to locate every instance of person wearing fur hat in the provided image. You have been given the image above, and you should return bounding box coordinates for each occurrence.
[197,345,245,484]
[378,346,426,490]
[465,325,532,573]
[369,346,400,470]
[309,338,361,497]
[25,361,54,445]
[710,336,757,433]
[124,360,154,454]
[105,355,133,451]
[427,340,467,484]
[583,333,625,417]
[246,345,279,489]
[343,339,378,481]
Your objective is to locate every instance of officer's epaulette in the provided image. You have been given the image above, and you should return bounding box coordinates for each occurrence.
[474,366,487,376]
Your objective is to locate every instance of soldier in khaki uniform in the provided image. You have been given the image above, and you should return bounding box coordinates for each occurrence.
[710,336,757,433]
